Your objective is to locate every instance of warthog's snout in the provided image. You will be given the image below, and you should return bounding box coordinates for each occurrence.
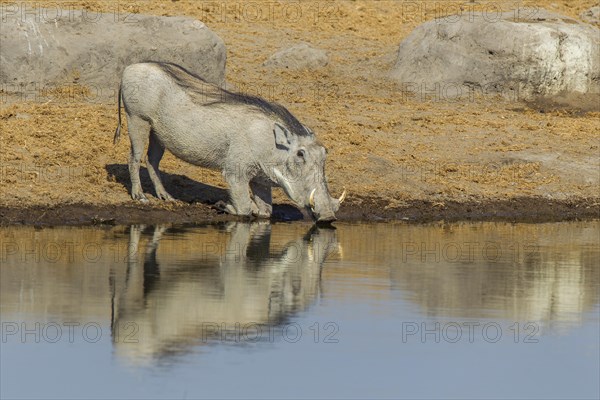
[316,213,337,223]
[308,187,346,223]
[307,208,336,224]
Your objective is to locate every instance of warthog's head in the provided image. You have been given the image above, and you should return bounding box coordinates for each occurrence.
[272,123,346,223]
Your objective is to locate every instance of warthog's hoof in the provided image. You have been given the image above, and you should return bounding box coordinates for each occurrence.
[252,210,272,219]
[224,204,238,215]
[132,192,149,203]
[229,204,257,219]
[251,202,272,219]
[213,201,261,218]
[213,201,246,216]
[156,191,175,201]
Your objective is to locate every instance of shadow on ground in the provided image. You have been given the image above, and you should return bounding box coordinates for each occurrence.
[105,164,304,221]
[106,164,228,204]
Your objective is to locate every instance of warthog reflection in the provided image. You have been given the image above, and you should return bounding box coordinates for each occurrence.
[110,222,339,364]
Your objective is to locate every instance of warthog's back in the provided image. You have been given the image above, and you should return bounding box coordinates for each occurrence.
[120,62,275,169]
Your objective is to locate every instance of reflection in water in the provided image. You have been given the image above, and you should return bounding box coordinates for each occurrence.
[328,222,600,331]
[1,221,598,366]
[109,222,339,363]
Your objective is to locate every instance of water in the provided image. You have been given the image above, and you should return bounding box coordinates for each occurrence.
[1,221,599,399]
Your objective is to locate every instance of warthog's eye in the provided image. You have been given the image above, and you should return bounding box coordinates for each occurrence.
[296,149,305,159]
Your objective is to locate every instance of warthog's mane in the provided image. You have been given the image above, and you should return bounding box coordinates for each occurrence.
[151,61,310,137]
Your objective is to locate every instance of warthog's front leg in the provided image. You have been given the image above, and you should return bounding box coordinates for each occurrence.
[250,180,272,218]
[223,171,255,217]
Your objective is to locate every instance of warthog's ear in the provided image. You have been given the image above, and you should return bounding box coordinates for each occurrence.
[274,122,294,149]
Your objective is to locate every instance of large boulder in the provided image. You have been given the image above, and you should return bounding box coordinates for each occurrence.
[390,9,600,110]
[0,8,226,98]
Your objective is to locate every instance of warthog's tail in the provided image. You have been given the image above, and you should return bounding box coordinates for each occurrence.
[113,84,122,145]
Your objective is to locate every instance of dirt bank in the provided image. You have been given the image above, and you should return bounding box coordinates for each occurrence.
[1,1,599,226]
[1,197,598,227]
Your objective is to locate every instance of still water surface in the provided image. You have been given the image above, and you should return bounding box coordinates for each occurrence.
[1,221,599,399]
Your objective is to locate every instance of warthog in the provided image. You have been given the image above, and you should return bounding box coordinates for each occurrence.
[114,62,345,222]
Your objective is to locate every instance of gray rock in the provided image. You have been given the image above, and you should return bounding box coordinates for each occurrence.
[264,42,328,70]
[580,6,599,25]
[390,9,600,110]
[0,8,225,98]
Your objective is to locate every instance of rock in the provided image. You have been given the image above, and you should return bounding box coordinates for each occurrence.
[580,6,599,25]
[264,42,328,70]
[0,8,226,99]
[390,9,600,110]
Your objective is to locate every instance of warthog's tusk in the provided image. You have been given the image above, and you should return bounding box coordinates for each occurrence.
[309,188,316,210]
[274,168,293,197]
[338,188,347,204]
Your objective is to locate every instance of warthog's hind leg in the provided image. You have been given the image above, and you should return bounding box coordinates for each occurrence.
[147,132,174,201]
[250,180,272,218]
[127,115,150,203]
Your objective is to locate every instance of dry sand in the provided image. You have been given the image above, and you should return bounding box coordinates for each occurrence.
[1,0,599,225]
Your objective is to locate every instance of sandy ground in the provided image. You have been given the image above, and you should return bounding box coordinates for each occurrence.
[1,0,599,225]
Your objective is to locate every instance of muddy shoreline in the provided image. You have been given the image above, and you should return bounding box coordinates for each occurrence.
[1,197,598,227]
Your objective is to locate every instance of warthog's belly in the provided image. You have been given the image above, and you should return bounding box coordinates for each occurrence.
[151,116,230,170]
